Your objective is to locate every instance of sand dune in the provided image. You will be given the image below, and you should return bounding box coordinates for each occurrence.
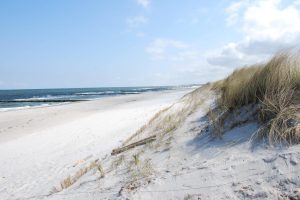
[40,85,300,200]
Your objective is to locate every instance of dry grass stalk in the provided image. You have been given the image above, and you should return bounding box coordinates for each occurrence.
[60,176,72,189]
[122,106,171,145]
[207,108,223,138]
[54,159,100,193]
[133,154,140,166]
[123,84,212,146]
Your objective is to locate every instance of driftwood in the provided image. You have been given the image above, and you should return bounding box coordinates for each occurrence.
[111,135,156,155]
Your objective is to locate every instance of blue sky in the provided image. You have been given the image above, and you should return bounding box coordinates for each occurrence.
[1,0,300,89]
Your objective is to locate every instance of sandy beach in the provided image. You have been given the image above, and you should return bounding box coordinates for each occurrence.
[0,89,191,200]
[2,1,300,199]
[2,84,300,200]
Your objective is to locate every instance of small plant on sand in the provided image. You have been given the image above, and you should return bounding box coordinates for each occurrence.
[61,176,72,189]
[97,162,105,178]
[126,153,154,183]
[111,154,125,169]
[133,154,140,166]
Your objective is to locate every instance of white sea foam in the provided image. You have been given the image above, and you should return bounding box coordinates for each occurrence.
[0,106,32,112]
[0,103,55,112]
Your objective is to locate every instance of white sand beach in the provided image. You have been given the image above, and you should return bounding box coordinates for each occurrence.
[0,89,191,200]
[1,83,300,200]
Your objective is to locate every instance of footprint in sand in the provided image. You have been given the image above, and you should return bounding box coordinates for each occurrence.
[262,156,277,163]
[290,155,298,166]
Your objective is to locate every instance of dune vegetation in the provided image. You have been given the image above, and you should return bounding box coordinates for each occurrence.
[122,84,212,146]
[213,52,300,145]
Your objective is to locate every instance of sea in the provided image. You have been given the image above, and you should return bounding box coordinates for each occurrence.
[0,86,178,111]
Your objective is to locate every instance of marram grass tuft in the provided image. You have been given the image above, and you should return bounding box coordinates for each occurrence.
[213,52,300,145]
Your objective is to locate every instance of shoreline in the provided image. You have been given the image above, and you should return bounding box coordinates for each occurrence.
[0,86,193,113]
[0,88,192,200]
[0,87,194,113]
[0,89,192,144]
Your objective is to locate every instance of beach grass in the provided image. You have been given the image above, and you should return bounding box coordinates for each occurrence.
[213,52,300,145]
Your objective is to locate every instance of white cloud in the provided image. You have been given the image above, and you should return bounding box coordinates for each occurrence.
[126,15,148,28]
[294,0,300,5]
[146,38,200,61]
[143,0,300,84]
[136,0,150,8]
[145,39,231,84]
[208,0,300,67]
[225,1,246,26]
[243,0,300,40]
[144,1,300,84]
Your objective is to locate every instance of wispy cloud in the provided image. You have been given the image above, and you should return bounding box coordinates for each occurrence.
[135,31,146,37]
[146,38,200,61]
[136,0,150,8]
[126,1,150,37]
[126,15,148,28]
[145,38,228,84]
[208,0,300,67]
[125,15,148,37]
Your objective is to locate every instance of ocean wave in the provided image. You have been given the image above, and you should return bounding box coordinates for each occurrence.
[13,95,77,101]
[120,91,140,94]
[14,95,53,101]
[75,91,115,95]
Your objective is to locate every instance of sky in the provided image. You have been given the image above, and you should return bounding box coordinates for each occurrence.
[1,0,300,89]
